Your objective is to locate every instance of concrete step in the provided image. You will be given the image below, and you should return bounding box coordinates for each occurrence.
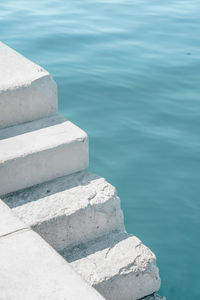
[0,42,57,129]
[3,171,125,251]
[141,294,166,300]
[0,200,105,300]
[0,115,88,195]
[60,231,161,300]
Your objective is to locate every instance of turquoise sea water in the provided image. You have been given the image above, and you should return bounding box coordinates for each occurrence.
[1,1,200,299]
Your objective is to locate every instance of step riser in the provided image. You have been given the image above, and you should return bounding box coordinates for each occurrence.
[0,141,88,196]
[0,42,58,128]
[31,197,124,251]
[63,232,161,300]
[3,172,125,251]
[0,76,58,129]
[94,272,160,300]
[3,171,161,300]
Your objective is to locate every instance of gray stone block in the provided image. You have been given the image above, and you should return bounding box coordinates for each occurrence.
[3,171,124,250]
[0,115,88,195]
[0,42,57,128]
[61,231,161,300]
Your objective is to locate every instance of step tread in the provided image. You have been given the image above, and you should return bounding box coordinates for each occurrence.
[0,114,87,163]
[0,42,57,128]
[3,171,120,224]
[61,231,159,284]
[0,42,50,90]
[60,231,160,300]
[3,172,124,250]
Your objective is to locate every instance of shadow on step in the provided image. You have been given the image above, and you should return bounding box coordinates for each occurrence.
[2,171,101,208]
[59,231,132,263]
[0,114,66,140]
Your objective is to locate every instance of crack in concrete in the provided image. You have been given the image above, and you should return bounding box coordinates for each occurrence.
[0,227,30,240]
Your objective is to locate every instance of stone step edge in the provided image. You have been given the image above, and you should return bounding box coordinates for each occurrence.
[0,115,89,195]
[0,42,57,129]
[3,171,125,251]
[60,230,161,300]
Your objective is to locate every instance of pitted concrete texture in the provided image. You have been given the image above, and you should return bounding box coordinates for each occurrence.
[3,171,124,251]
[61,231,161,300]
[0,225,105,300]
[0,115,88,195]
[0,199,27,237]
[0,42,57,128]
[141,293,166,300]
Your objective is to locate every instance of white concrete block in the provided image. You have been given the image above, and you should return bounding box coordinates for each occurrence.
[61,231,161,300]
[0,42,57,128]
[0,115,88,195]
[0,199,27,237]
[3,171,125,251]
[0,228,105,300]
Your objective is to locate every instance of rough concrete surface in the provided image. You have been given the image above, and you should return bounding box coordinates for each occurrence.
[0,42,165,300]
[3,171,124,251]
[0,115,88,195]
[141,293,166,300]
[61,231,161,300]
[0,42,57,128]
[0,199,27,237]
[0,226,105,300]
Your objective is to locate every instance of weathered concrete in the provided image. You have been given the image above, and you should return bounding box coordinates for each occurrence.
[0,115,88,195]
[3,171,162,300]
[0,201,105,300]
[3,171,124,251]
[0,42,57,128]
[0,43,165,300]
[61,231,161,300]
[141,293,166,300]
[0,200,27,237]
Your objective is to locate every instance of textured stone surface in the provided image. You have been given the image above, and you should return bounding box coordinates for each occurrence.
[61,231,161,300]
[0,42,57,128]
[0,226,105,300]
[0,43,164,300]
[0,199,27,237]
[141,293,166,300]
[3,171,124,251]
[0,114,88,195]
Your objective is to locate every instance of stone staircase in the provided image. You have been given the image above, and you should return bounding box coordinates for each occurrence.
[0,42,165,300]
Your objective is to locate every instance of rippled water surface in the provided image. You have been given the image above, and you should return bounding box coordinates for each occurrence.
[1,1,200,299]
